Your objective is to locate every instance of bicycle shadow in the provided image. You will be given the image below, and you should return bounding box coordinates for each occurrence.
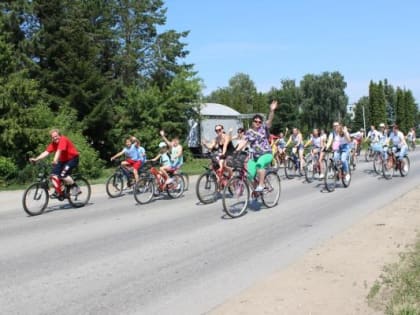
[29,201,94,217]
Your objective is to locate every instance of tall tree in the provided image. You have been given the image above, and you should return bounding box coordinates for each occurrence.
[368,81,387,127]
[300,71,348,132]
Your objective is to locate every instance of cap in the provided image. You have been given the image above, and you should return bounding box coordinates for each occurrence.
[379,123,385,128]
[158,142,167,148]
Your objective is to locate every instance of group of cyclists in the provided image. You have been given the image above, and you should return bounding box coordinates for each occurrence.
[30,101,416,203]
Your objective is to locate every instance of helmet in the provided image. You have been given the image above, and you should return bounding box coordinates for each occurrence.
[379,123,385,128]
[158,142,167,148]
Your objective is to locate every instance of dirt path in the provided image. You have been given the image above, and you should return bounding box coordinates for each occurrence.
[210,185,420,315]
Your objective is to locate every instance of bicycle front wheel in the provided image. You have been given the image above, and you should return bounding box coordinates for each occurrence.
[22,183,49,216]
[106,174,124,198]
[195,172,218,204]
[284,158,295,179]
[382,158,394,180]
[133,176,154,204]
[166,174,184,199]
[67,177,91,208]
[261,171,281,208]
[372,153,383,175]
[324,159,336,192]
[222,176,249,218]
[304,159,314,183]
[399,156,410,177]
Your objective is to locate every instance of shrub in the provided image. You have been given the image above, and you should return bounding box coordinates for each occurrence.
[0,156,18,185]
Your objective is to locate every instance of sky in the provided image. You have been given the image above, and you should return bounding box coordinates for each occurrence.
[163,0,420,104]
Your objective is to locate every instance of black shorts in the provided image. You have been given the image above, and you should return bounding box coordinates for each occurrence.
[52,156,79,178]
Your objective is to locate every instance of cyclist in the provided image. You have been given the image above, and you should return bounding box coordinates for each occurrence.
[275,131,287,166]
[160,130,184,171]
[406,127,416,148]
[285,127,305,172]
[150,142,174,184]
[326,122,352,182]
[202,124,235,177]
[29,129,80,199]
[132,136,146,168]
[304,128,325,178]
[110,137,141,185]
[235,100,278,192]
[386,124,408,162]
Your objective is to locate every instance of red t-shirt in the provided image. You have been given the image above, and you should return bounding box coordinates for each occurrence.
[46,136,79,162]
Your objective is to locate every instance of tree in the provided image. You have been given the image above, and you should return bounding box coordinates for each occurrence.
[205,73,259,114]
[299,71,348,132]
[368,81,387,127]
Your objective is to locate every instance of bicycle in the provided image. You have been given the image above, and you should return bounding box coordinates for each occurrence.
[195,152,234,204]
[22,161,91,216]
[222,152,281,218]
[324,150,352,192]
[284,147,304,179]
[382,148,410,180]
[133,161,184,204]
[105,160,137,198]
[304,150,326,183]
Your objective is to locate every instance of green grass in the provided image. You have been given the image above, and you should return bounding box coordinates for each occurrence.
[368,236,420,315]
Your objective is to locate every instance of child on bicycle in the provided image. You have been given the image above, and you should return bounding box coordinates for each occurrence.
[110,137,141,185]
[150,142,174,184]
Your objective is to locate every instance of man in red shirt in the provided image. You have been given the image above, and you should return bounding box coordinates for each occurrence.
[30,129,80,199]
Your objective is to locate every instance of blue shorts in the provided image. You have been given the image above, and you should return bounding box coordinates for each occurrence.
[52,156,79,178]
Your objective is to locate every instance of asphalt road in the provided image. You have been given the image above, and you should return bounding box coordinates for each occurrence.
[1,150,419,315]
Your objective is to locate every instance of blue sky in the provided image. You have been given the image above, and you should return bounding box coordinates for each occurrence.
[164,0,420,104]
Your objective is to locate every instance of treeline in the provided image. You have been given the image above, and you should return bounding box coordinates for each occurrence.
[0,1,418,184]
[0,0,202,182]
[206,73,418,135]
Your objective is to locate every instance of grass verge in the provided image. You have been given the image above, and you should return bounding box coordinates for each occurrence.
[368,235,420,315]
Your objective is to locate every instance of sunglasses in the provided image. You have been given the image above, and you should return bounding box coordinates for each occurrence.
[253,120,262,124]
[215,128,222,132]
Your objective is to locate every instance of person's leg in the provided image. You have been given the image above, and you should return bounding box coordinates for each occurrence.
[51,162,63,195]
[398,146,408,160]
[341,149,349,174]
[255,154,273,188]
[247,159,257,181]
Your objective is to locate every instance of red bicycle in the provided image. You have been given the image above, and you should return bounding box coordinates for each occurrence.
[133,161,184,204]
[195,152,234,204]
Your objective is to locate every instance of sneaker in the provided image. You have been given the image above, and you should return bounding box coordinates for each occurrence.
[319,173,324,179]
[345,174,351,182]
[254,185,264,192]
[165,178,174,185]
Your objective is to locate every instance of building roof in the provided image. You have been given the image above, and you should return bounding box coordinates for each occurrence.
[200,103,241,116]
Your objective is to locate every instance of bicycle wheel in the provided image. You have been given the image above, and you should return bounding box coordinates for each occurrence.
[105,173,124,198]
[166,174,184,198]
[341,165,351,188]
[180,172,190,191]
[222,176,249,218]
[261,171,281,208]
[195,172,218,204]
[133,176,154,204]
[284,158,295,179]
[399,156,410,177]
[304,159,314,183]
[22,183,49,216]
[382,158,394,180]
[372,152,383,175]
[67,177,91,208]
[324,159,337,192]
